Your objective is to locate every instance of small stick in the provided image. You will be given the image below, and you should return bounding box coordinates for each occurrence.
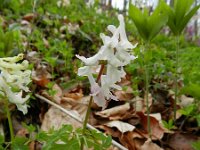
[35,94,128,150]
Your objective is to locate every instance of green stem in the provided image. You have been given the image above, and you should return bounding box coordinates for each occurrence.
[143,42,151,138]
[174,35,180,122]
[80,64,105,150]
[4,98,14,144]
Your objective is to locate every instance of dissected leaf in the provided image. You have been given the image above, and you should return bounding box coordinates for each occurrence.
[12,136,29,150]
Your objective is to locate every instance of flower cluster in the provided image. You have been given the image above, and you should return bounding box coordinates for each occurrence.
[0,54,32,114]
[76,15,137,109]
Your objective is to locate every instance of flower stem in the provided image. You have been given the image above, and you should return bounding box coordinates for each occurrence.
[4,97,14,144]
[174,35,180,122]
[143,42,151,138]
[81,64,105,150]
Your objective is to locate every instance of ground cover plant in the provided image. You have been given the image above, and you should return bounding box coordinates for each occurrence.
[0,0,200,149]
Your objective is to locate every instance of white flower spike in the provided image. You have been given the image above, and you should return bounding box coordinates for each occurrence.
[0,54,32,114]
[77,14,137,109]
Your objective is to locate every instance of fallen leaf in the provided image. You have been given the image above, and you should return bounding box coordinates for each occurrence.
[180,95,194,107]
[119,132,139,150]
[63,86,83,101]
[141,139,164,150]
[23,13,37,21]
[136,112,165,140]
[95,103,131,119]
[32,64,51,87]
[41,106,82,131]
[52,84,63,103]
[131,96,143,112]
[96,125,121,138]
[105,120,135,133]
[115,86,134,101]
[168,132,200,150]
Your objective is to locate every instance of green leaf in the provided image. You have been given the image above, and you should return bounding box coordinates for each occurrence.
[192,141,200,150]
[179,4,200,33]
[178,104,195,116]
[12,136,29,150]
[22,123,36,133]
[166,0,200,35]
[195,114,200,127]
[37,125,73,150]
[147,0,168,40]
[0,135,4,144]
[129,4,149,41]
[180,84,200,99]
[174,0,194,27]
[66,139,80,150]
[129,1,168,41]
[102,135,112,148]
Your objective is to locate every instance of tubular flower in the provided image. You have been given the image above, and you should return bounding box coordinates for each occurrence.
[76,15,137,109]
[0,54,32,114]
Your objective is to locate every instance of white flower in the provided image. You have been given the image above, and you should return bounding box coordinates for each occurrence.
[0,54,32,114]
[76,15,137,109]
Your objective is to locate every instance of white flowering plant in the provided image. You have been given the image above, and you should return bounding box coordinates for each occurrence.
[0,53,31,146]
[0,54,32,114]
[77,14,137,109]
[77,14,137,149]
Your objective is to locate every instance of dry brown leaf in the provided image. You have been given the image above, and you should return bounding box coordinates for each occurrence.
[95,103,131,119]
[115,86,134,101]
[96,125,122,138]
[105,120,136,133]
[32,65,51,87]
[41,106,82,131]
[119,132,138,150]
[63,86,83,101]
[180,95,194,107]
[16,128,29,137]
[52,84,63,103]
[141,139,164,150]
[131,96,143,112]
[28,141,35,150]
[136,112,165,140]
[23,13,36,21]
[144,93,153,109]
[168,132,200,150]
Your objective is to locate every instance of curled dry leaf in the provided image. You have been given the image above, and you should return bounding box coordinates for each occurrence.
[180,95,194,107]
[136,112,165,140]
[141,139,164,150]
[105,120,136,133]
[95,103,131,119]
[23,13,37,21]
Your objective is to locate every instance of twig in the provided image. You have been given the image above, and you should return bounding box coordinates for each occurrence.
[35,94,128,150]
